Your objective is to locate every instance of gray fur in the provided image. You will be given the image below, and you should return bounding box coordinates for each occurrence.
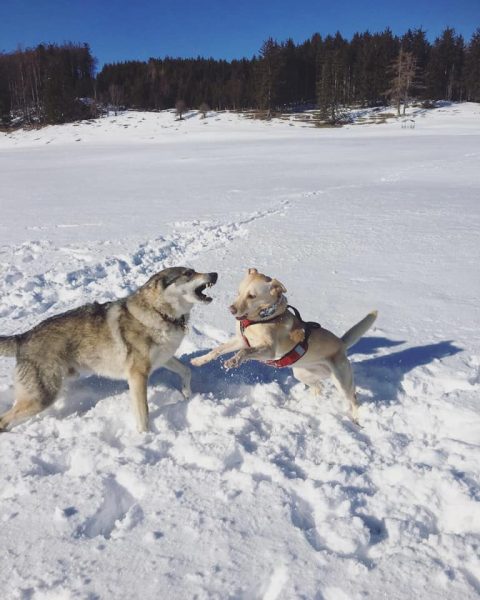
[0,336,17,357]
[0,266,217,432]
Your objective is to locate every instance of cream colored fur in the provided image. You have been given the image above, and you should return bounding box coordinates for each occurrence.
[192,268,377,423]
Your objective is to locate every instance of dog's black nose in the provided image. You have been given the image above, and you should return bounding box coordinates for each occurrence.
[209,272,218,283]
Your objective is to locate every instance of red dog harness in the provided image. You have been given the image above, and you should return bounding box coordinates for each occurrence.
[239,305,320,368]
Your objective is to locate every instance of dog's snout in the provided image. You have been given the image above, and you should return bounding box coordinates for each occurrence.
[209,272,218,283]
[229,304,237,315]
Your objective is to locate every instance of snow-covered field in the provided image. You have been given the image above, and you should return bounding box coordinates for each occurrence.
[0,103,479,600]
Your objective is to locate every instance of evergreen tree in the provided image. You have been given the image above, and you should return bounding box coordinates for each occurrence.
[0,55,11,124]
[256,38,283,116]
[400,28,429,98]
[464,29,480,102]
[426,28,465,100]
[316,34,346,123]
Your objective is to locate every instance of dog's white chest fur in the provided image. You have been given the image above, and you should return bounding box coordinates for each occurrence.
[149,326,184,368]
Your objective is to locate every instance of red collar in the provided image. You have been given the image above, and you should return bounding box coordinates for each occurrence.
[239,318,255,329]
[239,314,282,346]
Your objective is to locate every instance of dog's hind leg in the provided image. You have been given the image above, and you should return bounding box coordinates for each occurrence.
[127,367,149,433]
[164,357,191,399]
[293,366,330,396]
[0,361,61,431]
[0,396,44,431]
[328,352,359,423]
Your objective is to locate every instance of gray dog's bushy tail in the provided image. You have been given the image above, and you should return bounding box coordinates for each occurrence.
[342,310,378,349]
[0,335,18,357]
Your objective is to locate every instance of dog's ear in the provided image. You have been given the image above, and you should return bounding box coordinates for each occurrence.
[156,267,185,289]
[248,268,258,275]
[270,278,287,296]
[145,273,165,289]
[148,275,165,289]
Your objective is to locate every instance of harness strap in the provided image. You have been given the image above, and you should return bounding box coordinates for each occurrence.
[239,305,320,367]
[265,340,309,368]
[287,304,302,320]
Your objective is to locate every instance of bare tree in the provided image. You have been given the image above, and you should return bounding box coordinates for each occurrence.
[198,102,210,118]
[386,48,418,116]
[175,99,187,120]
[108,84,123,116]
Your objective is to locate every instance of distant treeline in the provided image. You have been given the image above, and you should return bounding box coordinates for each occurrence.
[1,27,479,127]
[0,43,95,125]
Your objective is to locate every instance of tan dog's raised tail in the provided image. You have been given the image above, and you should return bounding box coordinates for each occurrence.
[192,268,376,422]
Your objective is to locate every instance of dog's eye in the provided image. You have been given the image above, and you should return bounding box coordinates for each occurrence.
[248,293,256,299]
[184,269,194,278]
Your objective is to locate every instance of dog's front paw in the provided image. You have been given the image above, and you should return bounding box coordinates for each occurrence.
[191,355,208,367]
[224,356,240,370]
[181,385,192,400]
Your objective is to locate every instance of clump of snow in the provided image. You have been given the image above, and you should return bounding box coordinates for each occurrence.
[0,102,479,599]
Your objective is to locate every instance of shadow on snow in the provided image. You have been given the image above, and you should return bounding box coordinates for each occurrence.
[0,336,462,420]
[351,337,462,404]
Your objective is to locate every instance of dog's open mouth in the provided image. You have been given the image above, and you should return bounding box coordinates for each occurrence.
[195,282,215,303]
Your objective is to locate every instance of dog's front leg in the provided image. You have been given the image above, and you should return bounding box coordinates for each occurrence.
[191,336,244,367]
[127,368,149,432]
[224,345,273,370]
[164,357,192,399]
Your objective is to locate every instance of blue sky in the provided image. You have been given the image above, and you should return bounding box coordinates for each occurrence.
[1,0,478,68]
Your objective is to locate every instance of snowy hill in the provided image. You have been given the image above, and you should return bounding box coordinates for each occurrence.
[0,102,479,599]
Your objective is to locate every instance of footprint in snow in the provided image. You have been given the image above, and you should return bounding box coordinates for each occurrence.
[75,476,143,539]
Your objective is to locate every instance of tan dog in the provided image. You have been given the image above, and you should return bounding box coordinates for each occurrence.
[192,268,377,422]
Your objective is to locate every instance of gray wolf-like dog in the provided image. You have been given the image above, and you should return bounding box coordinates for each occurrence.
[0,267,217,432]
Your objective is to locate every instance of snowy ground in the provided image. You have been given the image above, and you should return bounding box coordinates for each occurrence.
[0,103,479,600]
